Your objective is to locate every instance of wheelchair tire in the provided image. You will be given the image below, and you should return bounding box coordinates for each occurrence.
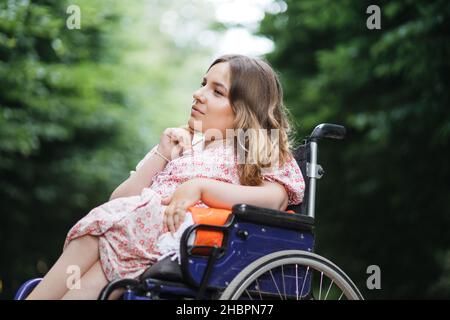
[219,250,363,300]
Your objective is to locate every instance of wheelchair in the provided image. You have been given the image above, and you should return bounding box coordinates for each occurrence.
[14,123,364,300]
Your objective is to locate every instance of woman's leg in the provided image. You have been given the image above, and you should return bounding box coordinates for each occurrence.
[61,260,124,300]
[26,235,100,300]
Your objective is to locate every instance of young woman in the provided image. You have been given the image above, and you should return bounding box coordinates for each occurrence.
[26,54,305,299]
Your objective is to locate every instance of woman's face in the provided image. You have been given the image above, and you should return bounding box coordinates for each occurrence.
[188,62,235,141]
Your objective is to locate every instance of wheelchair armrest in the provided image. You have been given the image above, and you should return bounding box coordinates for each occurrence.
[180,222,231,258]
[232,203,314,231]
[179,223,232,290]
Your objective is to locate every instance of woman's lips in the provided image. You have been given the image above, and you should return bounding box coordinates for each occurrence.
[191,106,205,115]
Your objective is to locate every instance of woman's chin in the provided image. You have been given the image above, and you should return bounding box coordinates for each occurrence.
[188,117,204,132]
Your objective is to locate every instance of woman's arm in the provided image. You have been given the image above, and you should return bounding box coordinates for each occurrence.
[109,147,167,201]
[198,178,289,211]
[110,126,193,201]
[161,178,288,232]
[162,177,289,232]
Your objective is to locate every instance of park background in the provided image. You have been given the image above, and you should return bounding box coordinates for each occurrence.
[1,0,449,299]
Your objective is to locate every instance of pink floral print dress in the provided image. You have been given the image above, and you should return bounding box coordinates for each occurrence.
[63,136,305,281]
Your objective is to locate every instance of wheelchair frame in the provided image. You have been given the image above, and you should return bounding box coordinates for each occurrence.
[14,123,364,300]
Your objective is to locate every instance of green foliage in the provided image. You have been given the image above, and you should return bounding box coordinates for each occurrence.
[0,0,131,298]
[0,0,215,298]
[259,0,450,298]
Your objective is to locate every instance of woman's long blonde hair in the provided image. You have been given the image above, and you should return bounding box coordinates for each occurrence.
[207,54,297,186]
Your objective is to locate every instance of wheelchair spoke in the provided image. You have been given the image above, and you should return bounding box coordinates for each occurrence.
[245,289,253,300]
[338,291,344,300]
[295,264,299,300]
[281,265,287,300]
[255,278,263,300]
[299,266,309,299]
[319,271,324,300]
[269,270,284,300]
[324,279,334,300]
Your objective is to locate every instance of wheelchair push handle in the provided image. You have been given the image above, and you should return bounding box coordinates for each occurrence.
[309,123,346,142]
[305,123,345,219]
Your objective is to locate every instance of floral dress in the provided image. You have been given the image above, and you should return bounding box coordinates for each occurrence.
[63,135,305,281]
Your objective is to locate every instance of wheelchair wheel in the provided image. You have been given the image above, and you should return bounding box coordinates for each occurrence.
[219,250,363,300]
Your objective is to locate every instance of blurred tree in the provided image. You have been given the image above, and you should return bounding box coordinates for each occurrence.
[0,0,216,299]
[258,0,450,298]
[0,0,137,299]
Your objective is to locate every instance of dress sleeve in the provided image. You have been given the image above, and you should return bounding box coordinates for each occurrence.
[261,155,305,205]
[129,144,159,176]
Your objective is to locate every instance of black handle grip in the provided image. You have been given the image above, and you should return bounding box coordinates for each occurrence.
[309,123,346,141]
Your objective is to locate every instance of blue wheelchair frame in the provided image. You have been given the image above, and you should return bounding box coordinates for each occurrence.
[15,123,349,300]
[127,205,315,300]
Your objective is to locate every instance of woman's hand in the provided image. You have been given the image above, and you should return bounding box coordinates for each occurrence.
[161,178,203,233]
[158,127,193,161]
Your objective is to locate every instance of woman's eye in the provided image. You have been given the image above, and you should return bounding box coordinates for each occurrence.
[200,82,222,96]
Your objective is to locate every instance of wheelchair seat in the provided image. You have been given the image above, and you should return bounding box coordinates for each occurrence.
[140,257,184,283]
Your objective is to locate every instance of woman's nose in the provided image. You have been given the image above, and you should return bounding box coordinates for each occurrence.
[193,89,205,104]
